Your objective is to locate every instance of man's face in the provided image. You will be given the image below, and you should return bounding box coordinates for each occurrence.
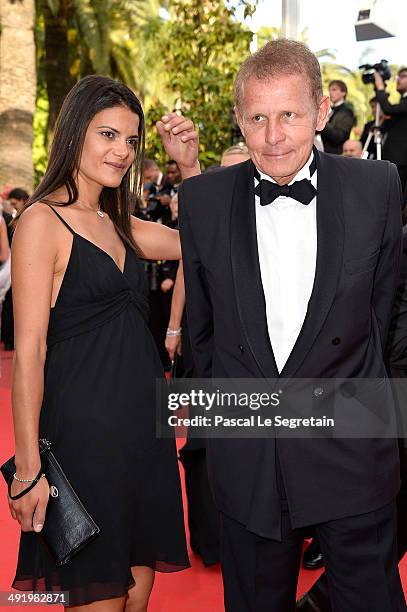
[144,165,160,183]
[166,163,181,185]
[396,71,407,95]
[9,197,25,213]
[329,84,345,105]
[235,74,330,185]
[342,140,363,158]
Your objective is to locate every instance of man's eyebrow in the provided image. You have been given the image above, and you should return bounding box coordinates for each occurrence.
[96,125,139,138]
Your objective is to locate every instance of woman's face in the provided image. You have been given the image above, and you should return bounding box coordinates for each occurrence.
[78,106,140,189]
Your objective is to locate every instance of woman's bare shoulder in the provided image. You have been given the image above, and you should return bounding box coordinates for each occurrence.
[15,201,63,234]
[12,202,66,259]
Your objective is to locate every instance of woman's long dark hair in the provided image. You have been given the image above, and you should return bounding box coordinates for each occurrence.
[19,75,145,255]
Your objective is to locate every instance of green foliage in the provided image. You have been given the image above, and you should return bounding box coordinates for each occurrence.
[32,0,169,177]
[145,100,171,163]
[33,83,49,186]
[71,0,166,98]
[31,0,404,177]
[149,0,255,168]
[256,25,282,48]
[33,4,48,185]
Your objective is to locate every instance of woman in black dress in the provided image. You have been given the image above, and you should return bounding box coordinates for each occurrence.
[7,75,200,610]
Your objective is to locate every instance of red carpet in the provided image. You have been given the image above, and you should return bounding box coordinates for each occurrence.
[1,346,406,610]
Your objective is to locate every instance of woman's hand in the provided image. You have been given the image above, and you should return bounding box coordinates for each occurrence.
[166,334,182,362]
[9,476,50,533]
[156,112,200,179]
[161,278,175,293]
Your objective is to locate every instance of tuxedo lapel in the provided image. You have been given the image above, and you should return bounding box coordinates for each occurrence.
[230,160,279,378]
[280,151,345,377]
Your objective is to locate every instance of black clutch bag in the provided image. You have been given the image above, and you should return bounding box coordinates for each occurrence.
[1,439,100,566]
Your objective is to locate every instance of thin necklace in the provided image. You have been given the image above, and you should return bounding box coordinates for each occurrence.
[74,200,105,218]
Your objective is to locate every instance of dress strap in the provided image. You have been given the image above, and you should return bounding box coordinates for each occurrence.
[46,205,76,235]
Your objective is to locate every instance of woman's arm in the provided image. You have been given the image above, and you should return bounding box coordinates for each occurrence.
[9,204,57,532]
[131,217,181,260]
[132,112,201,260]
[165,262,186,361]
[0,216,10,262]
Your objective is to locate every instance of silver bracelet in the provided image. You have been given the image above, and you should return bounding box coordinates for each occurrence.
[13,472,46,483]
[166,327,182,337]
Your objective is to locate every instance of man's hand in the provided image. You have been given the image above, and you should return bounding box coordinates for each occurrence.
[157,112,200,179]
[374,71,385,91]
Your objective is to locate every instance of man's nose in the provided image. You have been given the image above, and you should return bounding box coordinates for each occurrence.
[265,120,285,146]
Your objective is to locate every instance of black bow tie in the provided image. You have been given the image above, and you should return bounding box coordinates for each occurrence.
[254,154,317,206]
[255,178,317,206]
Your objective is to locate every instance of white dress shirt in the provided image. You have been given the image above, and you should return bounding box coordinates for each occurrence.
[255,152,317,373]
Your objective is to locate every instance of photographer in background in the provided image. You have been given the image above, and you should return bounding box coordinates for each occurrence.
[142,158,171,223]
[375,67,407,193]
[320,80,355,154]
[360,96,390,160]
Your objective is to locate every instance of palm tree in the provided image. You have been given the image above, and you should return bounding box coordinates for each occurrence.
[41,0,74,133]
[36,0,167,142]
[0,0,37,192]
[72,0,166,101]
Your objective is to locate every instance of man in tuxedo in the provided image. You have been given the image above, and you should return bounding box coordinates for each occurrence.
[320,80,355,154]
[297,226,407,611]
[375,68,407,194]
[178,39,405,611]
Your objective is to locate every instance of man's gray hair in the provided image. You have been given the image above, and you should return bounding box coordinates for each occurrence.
[234,39,323,111]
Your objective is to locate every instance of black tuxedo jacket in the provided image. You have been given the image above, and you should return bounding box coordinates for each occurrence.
[179,152,403,536]
[376,91,407,166]
[320,102,354,154]
[387,226,407,372]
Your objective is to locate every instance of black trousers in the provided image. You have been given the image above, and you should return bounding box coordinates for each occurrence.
[303,447,407,612]
[220,501,406,612]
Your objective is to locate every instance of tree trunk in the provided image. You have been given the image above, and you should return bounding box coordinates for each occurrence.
[0,0,36,193]
[42,0,73,136]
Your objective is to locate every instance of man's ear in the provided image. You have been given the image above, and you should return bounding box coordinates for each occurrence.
[234,106,245,138]
[315,95,331,131]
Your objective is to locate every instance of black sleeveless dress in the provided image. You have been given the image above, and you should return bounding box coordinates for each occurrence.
[12,206,190,606]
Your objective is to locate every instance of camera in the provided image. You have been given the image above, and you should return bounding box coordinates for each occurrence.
[359,59,391,85]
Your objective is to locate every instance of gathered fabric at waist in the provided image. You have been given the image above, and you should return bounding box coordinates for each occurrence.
[47,288,150,347]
